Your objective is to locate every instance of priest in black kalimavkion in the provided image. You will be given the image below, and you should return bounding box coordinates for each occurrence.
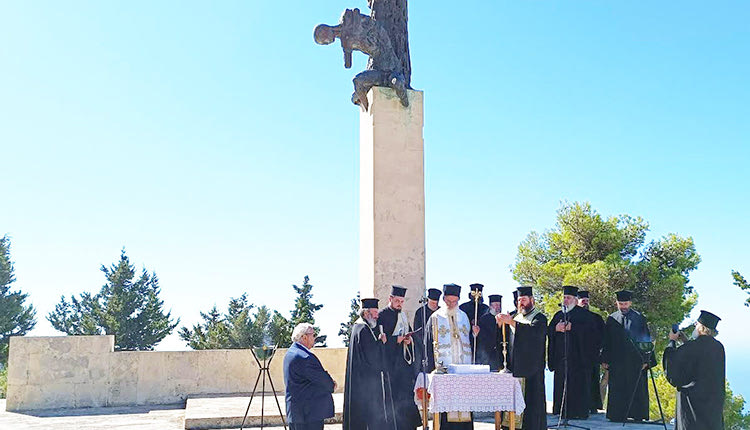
[600,290,657,422]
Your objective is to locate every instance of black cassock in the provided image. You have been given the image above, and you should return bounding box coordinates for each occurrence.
[663,335,725,430]
[583,308,605,413]
[601,309,657,422]
[510,308,548,430]
[460,297,488,363]
[476,312,511,371]
[412,303,437,376]
[343,321,397,430]
[547,306,594,419]
[459,297,489,326]
[412,303,437,337]
[378,307,421,430]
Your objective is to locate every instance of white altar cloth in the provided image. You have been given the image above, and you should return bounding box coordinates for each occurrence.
[416,372,525,415]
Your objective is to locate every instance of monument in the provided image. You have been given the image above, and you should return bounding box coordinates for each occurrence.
[315,0,425,318]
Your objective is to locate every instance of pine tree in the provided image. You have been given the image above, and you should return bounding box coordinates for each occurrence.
[338,293,360,347]
[47,249,178,351]
[288,276,326,346]
[513,201,701,351]
[0,235,36,364]
[179,294,292,349]
[268,310,292,347]
[731,270,750,308]
[178,306,230,350]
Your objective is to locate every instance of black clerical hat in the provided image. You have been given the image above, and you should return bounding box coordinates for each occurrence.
[427,288,442,301]
[616,290,632,301]
[391,285,407,297]
[517,286,533,297]
[489,294,502,304]
[563,285,579,296]
[577,290,590,298]
[469,283,484,291]
[443,283,461,297]
[361,298,379,309]
[698,310,721,330]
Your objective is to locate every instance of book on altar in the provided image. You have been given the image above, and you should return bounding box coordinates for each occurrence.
[447,364,490,374]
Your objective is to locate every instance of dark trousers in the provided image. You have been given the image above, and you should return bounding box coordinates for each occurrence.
[290,422,324,430]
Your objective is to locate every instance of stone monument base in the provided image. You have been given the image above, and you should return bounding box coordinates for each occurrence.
[360,87,425,319]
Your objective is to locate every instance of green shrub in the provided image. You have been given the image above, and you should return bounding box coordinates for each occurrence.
[0,366,7,399]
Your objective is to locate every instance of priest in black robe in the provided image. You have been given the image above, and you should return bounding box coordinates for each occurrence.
[497,286,548,430]
[459,283,488,364]
[423,283,475,430]
[476,294,510,371]
[577,290,605,413]
[547,286,594,420]
[413,288,441,334]
[663,310,725,430]
[343,298,397,430]
[378,285,421,430]
[600,290,657,423]
[459,283,489,326]
[412,287,440,382]
[509,290,519,317]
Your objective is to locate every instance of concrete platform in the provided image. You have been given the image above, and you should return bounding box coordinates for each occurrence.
[1,398,673,430]
[184,393,344,429]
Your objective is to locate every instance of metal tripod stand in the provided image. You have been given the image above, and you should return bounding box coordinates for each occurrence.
[621,342,667,429]
[240,345,287,430]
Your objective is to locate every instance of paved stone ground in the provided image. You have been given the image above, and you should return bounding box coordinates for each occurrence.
[1,399,673,430]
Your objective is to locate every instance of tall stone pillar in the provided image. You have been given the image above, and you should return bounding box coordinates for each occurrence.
[359,87,425,320]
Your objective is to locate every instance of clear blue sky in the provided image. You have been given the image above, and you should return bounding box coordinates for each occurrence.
[2,0,749,401]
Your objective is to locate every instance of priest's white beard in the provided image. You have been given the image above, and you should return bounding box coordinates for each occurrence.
[562,304,575,313]
[446,306,458,317]
[489,308,499,316]
[365,317,377,328]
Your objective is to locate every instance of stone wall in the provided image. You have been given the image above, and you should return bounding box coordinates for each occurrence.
[6,336,347,412]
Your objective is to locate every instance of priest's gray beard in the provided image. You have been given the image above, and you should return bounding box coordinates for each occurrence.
[489,308,499,316]
[446,306,458,317]
[365,317,377,328]
[562,304,575,313]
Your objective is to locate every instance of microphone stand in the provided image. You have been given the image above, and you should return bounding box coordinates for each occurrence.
[419,290,432,429]
[549,301,588,430]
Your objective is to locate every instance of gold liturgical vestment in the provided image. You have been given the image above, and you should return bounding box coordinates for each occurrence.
[430,306,472,422]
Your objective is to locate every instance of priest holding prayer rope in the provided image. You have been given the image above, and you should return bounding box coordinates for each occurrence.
[496,286,548,430]
[424,283,477,429]
[378,286,421,430]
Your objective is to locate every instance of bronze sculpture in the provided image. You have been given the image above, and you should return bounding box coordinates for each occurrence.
[314,0,412,111]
